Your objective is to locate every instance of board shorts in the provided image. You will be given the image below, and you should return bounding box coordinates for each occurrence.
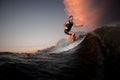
[64,29,71,35]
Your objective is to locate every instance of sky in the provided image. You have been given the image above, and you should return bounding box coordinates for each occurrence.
[0,0,68,53]
[0,0,120,53]
[63,0,120,27]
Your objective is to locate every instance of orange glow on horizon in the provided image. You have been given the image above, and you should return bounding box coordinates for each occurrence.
[0,42,57,53]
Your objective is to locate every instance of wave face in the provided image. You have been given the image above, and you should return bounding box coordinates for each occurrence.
[0,26,120,80]
[49,31,86,53]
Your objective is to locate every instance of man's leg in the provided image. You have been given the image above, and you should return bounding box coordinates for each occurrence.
[69,31,76,43]
[73,33,76,41]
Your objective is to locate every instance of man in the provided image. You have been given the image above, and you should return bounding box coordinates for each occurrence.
[64,15,76,43]
[64,15,83,43]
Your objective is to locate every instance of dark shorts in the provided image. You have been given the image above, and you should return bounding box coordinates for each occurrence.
[64,29,71,35]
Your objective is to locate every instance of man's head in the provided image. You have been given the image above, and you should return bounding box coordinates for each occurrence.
[69,15,73,21]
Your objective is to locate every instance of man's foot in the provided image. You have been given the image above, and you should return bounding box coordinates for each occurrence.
[70,37,76,44]
[70,38,74,44]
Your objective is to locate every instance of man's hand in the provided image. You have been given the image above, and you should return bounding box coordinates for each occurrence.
[80,25,83,27]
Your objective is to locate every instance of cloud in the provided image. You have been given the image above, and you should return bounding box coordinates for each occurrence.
[63,0,120,28]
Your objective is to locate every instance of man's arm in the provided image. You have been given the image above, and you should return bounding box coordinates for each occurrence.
[74,24,83,27]
[64,21,69,29]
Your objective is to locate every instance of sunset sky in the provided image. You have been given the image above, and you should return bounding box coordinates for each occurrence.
[0,0,68,53]
[0,0,120,53]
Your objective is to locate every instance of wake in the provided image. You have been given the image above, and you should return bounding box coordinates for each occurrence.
[49,31,86,53]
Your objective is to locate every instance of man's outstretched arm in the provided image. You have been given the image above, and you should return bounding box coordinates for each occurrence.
[74,24,83,27]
